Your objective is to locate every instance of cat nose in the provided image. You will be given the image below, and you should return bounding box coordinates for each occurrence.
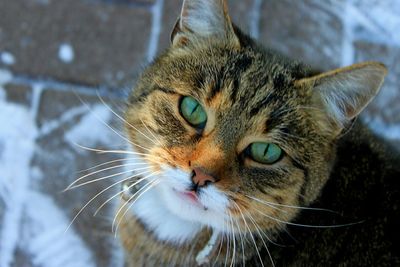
[191,167,217,187]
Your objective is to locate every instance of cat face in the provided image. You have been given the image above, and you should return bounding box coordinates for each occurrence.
[123,0,386,241]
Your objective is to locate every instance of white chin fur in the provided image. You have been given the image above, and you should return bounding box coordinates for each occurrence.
[124,148,230,244]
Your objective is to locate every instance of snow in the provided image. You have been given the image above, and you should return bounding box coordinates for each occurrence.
[340,1,355,66]
[0,52,16,65]
[0,69,12,84]
[249,0,262,39]
[363,117,400,141]
[147,0,164,62]
[23,191,95,267]
[357,2,400,44]
[58,43,75,63]
[0,73,38,266]
[64,104,116,148]
[0,70,121,267]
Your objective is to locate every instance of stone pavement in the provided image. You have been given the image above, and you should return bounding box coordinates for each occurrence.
[0,0,399,266]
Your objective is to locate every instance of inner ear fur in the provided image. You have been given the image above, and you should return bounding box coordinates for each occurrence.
[296,62,387,134]
[170,0,240,48]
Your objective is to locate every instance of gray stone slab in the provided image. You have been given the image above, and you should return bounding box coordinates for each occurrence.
[10,248,33,267]
[4,84,33,107]
[0,0,151,89]
[259,0,344,70]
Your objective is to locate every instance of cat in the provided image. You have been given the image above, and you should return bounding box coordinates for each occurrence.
[116,0,400,266]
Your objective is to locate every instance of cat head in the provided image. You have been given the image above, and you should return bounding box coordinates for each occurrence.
[124,0,387,241]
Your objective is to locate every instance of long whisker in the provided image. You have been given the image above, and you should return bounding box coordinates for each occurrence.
[93,171,158,216]
[112,174,160,228]
[231,216,246,267]
[245,195,338,214]
[212,233,224,267]
[247,212,285,248]
[246,212,276,267]
[66,163,151,191]
[97,92,159,146]
[140,118,163,146]
[111,174,159,231]
[77,157,141,173]
[228,214,236,267]
[242,194,288,214]
[113,177,161,234]
[233,202,265,267]
[76,92,153,152]
[73,143,161,160]
[254,209,363,229]
[69,168,152,191]
[64,172,145,233]
[223,218,230,267]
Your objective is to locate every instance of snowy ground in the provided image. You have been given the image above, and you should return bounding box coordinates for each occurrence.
[0,0,400,267]
[0,69,125,267]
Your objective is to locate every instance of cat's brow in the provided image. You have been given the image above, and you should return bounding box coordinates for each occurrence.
[130,87,177,103]
[207,55,253,101]
[250,92,280,117]
[154,87,177,95]
[206,77,222,101]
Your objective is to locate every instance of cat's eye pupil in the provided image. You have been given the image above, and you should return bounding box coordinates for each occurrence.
[249,142,282,164]
[180,96,207,129]
[263,144,270,156]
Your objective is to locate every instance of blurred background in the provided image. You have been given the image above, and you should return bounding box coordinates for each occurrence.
[0,0,399,266]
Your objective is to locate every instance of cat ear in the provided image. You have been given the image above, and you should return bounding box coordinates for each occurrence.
[171,0,240,47]
[296,62,387,132]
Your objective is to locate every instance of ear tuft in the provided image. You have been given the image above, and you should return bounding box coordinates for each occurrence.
[297,62,387,130]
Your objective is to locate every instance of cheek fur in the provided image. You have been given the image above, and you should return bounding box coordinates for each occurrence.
[227,169,305,232]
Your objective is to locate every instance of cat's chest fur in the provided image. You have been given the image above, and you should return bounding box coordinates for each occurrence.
[131,183,203,243]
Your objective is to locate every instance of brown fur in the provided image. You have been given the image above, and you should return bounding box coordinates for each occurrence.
[117,0,399,266]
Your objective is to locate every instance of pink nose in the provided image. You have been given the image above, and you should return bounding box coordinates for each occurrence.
[192,167,216,187]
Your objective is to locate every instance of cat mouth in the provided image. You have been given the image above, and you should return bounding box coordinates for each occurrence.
[172,188,208,210]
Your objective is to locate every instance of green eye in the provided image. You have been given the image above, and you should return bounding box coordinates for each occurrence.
[179,96,207,128]
[248,142,283,164]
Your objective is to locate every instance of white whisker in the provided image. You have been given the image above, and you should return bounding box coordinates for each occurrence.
[97,92,159,146]
[212,232,224,267]
[77,157,140,173]
[224,219,230,267]
[228,213,236,267]
[66,164,151,191]
[64,172,145,233]
[232,216,246,266]
[76,92,153,152]
[113,177,161,235]
[69,168,152,191]
[233,202,265,267]
[140,118,163,146]
[247,212,284,248]
[93,171,158,216]
[246,212,276,266]
[73,143,161,159]
[254,209,363,229]
[246,195,337,214]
